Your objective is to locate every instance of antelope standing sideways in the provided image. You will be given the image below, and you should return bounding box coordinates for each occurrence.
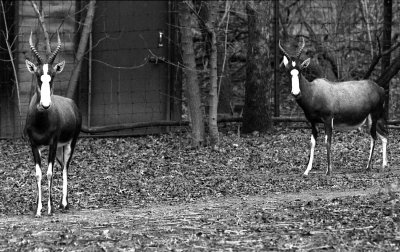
[25,32,82,216]
[279,38,388,175]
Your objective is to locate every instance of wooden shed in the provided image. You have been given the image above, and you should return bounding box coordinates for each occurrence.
[0,0,181,138]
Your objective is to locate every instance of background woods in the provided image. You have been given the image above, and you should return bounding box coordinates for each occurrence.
[0,0,400,143]
[178,0,400,145]
[2,1,400,250]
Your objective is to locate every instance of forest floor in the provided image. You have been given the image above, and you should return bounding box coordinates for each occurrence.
[1,125,400,251]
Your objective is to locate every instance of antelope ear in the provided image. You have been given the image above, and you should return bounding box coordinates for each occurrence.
[300,58,310,70]
[25,59,37,73]
[54,60,65,74]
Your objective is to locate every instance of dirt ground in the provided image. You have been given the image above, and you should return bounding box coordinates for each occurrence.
[2,129,400,251]
[0,186,393,251]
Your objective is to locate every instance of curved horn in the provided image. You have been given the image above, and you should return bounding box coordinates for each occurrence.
[29,31,43,64]
[48,32,62,64]
[278,40,291,60]
[295,37,305,58]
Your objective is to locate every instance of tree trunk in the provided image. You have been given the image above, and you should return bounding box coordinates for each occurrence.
[376,52,400,89]
[242,0,272,133]
[381,0,392,118]
[178,1,205,147]
[204,1,219,147]
[66,0,96,99]
[217,2,233,116]
[217,42,233,115]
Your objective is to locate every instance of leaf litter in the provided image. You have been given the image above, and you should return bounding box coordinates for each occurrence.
[0,126,400,250]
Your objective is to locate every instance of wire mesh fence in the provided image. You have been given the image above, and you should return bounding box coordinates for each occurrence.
[1,0,400,138]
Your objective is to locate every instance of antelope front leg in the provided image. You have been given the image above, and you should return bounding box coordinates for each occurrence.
[378,132,388,169]
[304,135,316,176]
[32,147,42,217]
[47,144,57,215]
[304,124,318,176]
[324,121,333,176]
[366,136,376,171]
[58,144,72,210]
[46,161,54,215]
[35,163,43,217]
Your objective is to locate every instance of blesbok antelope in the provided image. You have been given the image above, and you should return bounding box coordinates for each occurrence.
[279,38,388,176]
[25,32,82,217]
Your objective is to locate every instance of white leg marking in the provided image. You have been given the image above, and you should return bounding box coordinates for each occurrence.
[47,162,53,215]
[62,145,72,208]
[35,164,42,216]
[304,135,316,175]
[378,133,388,168]
[62,167,68,207]
[367,114,372,130]
[367,137,374,169]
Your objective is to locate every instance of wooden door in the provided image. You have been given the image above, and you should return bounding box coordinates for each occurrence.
[87,1,170,134]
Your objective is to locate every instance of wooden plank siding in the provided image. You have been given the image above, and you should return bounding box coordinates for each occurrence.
[0,1,181,138]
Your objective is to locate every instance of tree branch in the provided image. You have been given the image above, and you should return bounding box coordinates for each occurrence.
[363,40,400,79]
[66,0,96,98]
[30,0,51,54]
[1,0,21,117]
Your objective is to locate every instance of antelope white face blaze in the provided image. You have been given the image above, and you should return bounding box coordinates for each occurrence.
[290,69,300,96]
[40,64,52,108]
[282,56,289,67]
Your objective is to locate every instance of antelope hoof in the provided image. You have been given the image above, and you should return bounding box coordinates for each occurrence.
[34,207,42,217]
[380,164,388,172]
[59,203,69,211]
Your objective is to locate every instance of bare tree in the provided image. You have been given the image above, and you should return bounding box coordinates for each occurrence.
[242,0,272,133]
[30,0,51,54]
[203,1,219,147]
[380,0,392,118]
[66,0,96,99]
[1,0,20,117]
[179,1,205,147]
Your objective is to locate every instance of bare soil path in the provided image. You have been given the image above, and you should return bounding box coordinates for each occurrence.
[0,186,393,251]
